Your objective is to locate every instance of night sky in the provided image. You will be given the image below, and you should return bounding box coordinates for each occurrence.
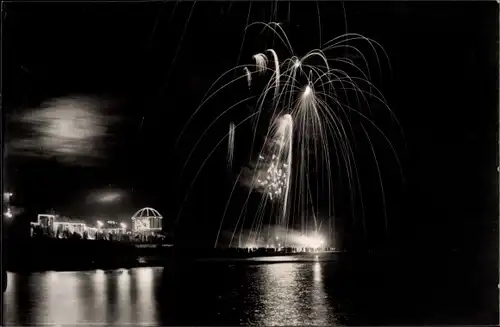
[3,2,498,250]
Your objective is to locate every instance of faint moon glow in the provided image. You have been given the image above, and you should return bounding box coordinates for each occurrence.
[86,188,125,205]
[98,192,121,203]
[9,96,117,165]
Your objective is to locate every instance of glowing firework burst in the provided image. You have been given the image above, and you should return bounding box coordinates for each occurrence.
[244,113,293,235]
[175,22,401,248]
[255,155,288,201]
[254,114,292,200]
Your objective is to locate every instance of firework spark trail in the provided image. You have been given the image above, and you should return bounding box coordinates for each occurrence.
[174,63,267,151]
[224,114,293,248]
[164,1,196,88]
[253,53,268,74]
[177,22,401,247]
[227,122,235,171]
[251,115,292,216]
[235,2,252,70]
[179,96,254,180]
[176,112,260,226]
[243,67,252,89]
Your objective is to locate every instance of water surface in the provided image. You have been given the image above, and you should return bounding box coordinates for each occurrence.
[3,254,497,326]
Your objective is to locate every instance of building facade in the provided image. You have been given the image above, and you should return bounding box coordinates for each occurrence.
[32,207,164,241]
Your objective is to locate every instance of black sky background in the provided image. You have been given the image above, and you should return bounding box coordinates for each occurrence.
[2,2,498,251]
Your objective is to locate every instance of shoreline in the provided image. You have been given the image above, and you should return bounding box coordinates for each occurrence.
[6,254,342,273]
[5,238,486,274]
[5,237,345,272]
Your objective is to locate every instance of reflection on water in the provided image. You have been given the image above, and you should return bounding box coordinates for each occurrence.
[3,256,492,326]
[4,268,165,325]
[3,263,336,326]
[250,262,336,325]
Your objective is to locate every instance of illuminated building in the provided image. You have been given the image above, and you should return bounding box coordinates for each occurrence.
[131,207,163,233]
[35,214,87,238]
[31,207,163,241]
[35,214,56,236]
[101,220,123,234]
[53,216,86,235]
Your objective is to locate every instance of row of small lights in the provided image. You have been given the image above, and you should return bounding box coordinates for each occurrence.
[96,220,127,230]
[246,235,325,249]
[2,192,129,231]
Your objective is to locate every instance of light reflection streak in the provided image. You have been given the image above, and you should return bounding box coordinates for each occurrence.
[106,271,119,324]
[4,265,337,326]
[135,267,156,324]
[247,262,337,326]
[41,272,83,324]
[77,271,97,323]
[117,269,132,323]
[311,262,330,324]
[258,263,301,325]
[4,273,37,326]
[93,270,108,323]
[3,272,15,322]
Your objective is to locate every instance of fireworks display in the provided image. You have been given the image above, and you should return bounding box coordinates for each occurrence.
[254,114,293,202]
[176,22,399,248]
[255,155,288,200]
